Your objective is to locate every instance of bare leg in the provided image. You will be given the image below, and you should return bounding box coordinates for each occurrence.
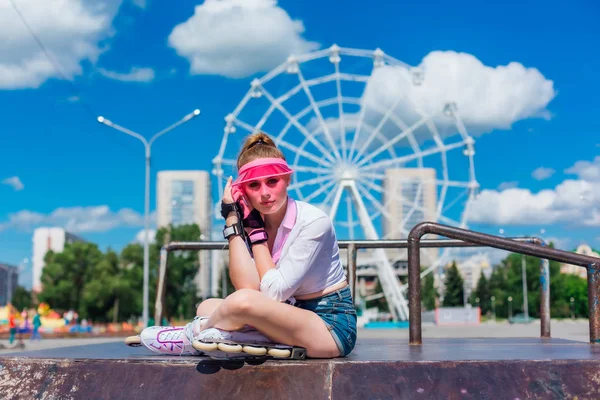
[204,289,340,358]
[196,298,223,317]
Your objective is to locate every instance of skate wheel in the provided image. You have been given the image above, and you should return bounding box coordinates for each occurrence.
[242,345,267,356]
[125,335,142,347]
[192,340,218,352]
[267,348,291,358]
[217,342,243,353]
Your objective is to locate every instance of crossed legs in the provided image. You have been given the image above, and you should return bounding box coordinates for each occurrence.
[196,289,340,358]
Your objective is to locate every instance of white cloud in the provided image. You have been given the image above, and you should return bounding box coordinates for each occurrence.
[544,236,573,250]
[497,181,518,190]
[532,167,555,181]
[98,66,155,82]
[134,229,156,244]
[0,205,153,233]
[2,176,24,191]
[565,156,600,182]
[469,157,600,226]
[168,0,319,78]
[0,0,122,89]
[362,51,556,137]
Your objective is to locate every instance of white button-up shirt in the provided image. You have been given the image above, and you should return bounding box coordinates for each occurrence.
[259,198,347,302]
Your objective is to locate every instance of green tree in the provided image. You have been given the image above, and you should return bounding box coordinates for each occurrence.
[421,272,437,310]
[365,279,390,313]
[117,224,204,322]
[481,240,587,319]
[217,266,236,299]
[442,262,464,307]
[11,286,32,310]
[156,224,203,321]
[470,272,490,313]
[80,249,143,322]
[38,242,103,312]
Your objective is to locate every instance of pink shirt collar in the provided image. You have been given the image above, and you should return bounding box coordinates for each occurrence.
[271,197,297,264]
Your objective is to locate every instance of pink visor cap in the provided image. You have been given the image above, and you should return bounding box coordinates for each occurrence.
[232,158,293,187]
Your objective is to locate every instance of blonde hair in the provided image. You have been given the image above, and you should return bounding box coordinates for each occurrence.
[237,132,286,169]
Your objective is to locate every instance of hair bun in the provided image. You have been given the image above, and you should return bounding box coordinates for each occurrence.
[237,132,285,169]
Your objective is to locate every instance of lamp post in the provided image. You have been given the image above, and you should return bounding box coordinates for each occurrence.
[508,296,513,320]
[500,227,545,323]
[570,297,575,319]
[521,254,529,322]
[491,295,496,321]
[97,109,201,327]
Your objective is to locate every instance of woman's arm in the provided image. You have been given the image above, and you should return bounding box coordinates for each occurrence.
[221,176,260,291]
[226,212,260,290]
[257,216,331,301]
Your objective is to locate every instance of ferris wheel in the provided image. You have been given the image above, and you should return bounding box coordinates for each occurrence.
[212,45,479,320]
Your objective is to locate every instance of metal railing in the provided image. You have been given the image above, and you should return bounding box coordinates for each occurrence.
[155,235,552,337]
[407,222,600,345]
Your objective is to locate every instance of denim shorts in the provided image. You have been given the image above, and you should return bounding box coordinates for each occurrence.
[294,286,357,357]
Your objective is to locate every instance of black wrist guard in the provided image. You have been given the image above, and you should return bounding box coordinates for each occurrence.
[220,201,240,219]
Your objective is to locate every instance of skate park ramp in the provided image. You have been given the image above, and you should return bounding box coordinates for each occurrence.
[1,337,600,399]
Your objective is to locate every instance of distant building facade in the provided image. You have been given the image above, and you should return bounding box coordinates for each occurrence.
[156,171,212,297]
[560,244,598,279]
[382,168,438,264]
[0,263,19,306]
[32,227,84,293]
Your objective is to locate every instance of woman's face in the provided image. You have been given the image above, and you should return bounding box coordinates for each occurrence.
[242,175,290,215]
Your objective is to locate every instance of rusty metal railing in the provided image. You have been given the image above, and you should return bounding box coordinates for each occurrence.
[408,222,600,345]
[154,236,549,334]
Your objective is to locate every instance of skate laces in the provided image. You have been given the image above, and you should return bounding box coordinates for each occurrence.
[182,316,209,355]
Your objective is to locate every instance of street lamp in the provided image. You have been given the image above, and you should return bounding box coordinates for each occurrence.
[97,109,201,327]
[491,295,496,321]
[521,254,529,322]
[508,296,513,320]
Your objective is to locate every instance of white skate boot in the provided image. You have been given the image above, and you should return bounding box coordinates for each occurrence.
[192,326,306,360]
[127,316,208,356]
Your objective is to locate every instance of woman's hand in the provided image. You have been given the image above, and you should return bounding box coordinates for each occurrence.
[222,176,235,204]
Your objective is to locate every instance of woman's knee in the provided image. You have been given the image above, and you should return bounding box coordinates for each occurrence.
[222,288,262,317]
[196,298,223,316]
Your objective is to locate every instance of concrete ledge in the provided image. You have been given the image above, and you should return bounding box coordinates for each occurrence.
[1,338,599,399]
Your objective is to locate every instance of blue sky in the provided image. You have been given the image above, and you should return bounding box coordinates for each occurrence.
[1,0,599,288]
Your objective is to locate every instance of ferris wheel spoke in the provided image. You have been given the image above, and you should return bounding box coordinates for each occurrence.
[295,67,342,161]
[334,62,348,162]
[356,113,436,167]
[291,164,332,174]
[361,140,465,172]
[276,73,337,105]
[277,140,333,168]
[345,195,357,240]
[352,94,407,163]
[303,179,337,203]
[258,87,337,164]
[357,177,383,194]
[232,117,259,135]
[355,182,393,222]
[441,189,469,215]
[347,97,370,163]
[318,180,339,208]
[279,96,361,143]
[327,183,345,221]
[288,173,335,190]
